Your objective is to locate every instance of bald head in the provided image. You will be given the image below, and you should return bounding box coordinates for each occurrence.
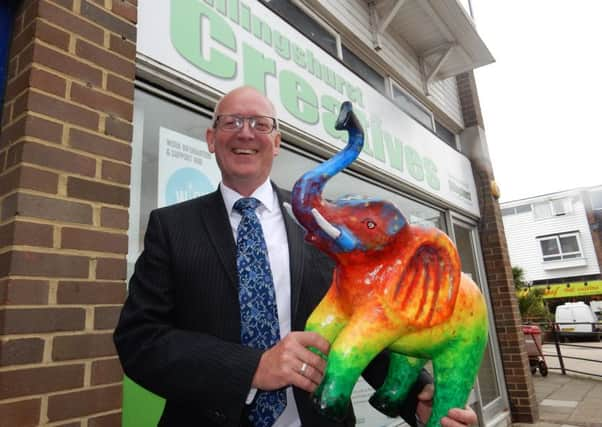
[213,86,277,122]
[206,86,281,196]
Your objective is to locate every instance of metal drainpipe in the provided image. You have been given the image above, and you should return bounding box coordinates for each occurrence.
[0,0,18,122]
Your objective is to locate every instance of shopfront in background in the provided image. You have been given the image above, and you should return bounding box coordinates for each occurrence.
[530,280,602,313]
[124,1,509,426]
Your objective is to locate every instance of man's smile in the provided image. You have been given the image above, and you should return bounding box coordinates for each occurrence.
[233,148,258,155]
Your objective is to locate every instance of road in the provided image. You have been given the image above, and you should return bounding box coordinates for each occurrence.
[540,341,602,378]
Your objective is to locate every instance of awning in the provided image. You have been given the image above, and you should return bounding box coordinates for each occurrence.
[366,0,494,92]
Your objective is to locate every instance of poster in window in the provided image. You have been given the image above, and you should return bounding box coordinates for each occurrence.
[157,127,220,207]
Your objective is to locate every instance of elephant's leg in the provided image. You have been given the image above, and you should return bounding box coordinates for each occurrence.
[305,282,349,358]
[312,305,400,421]
[427,336,487,427]
[369,353,427,417]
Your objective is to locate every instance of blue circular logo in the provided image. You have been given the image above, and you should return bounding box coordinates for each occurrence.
[165,168,213,205]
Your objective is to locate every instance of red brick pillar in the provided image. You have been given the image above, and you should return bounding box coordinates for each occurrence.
[0,1,136,425]
[456,72,538,422]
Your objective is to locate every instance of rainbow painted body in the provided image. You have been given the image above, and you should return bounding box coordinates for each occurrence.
[291,102,488,426]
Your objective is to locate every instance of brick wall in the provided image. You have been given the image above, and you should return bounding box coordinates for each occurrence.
[0,0,136,425]
[456,72,539,423]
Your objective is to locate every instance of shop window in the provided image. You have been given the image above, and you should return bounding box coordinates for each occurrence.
[260,0,338,57]
[341,45,386,95]
[537,233,582,262]
[271,149,445,230]
[128,89,217,276]
[130,89,447,276]
[391,83,433,130]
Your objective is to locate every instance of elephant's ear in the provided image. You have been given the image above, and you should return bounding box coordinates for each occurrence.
[389,227,461,329]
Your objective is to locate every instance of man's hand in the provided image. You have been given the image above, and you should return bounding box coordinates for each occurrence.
[417,384,478,426]
[251,332,329,393]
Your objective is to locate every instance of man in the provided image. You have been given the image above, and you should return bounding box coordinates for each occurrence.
[114,86,477,426]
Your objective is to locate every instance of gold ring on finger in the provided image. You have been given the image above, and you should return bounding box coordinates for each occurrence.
[300,362,308,376]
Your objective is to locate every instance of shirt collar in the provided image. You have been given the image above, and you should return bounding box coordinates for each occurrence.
[220,179,277,216]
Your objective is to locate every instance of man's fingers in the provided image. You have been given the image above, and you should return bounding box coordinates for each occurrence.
[292,370,318,393]
[295,362,321,387]
[441,407,478,427]
[293,331,330,355]
[299,347,327,374]
[417,383,434,400]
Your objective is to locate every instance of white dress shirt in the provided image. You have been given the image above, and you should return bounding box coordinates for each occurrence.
[220,180,301,427]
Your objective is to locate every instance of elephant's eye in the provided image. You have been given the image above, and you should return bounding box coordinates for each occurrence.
[364,219,376,229]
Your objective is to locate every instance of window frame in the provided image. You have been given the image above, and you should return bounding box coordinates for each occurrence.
[537,232,583,263]
[390,80,434,130]
[341,44,387,95]
[533,198,571,220]
[550,198,568,216]
[434,119,458,149]
[261,0,341,57]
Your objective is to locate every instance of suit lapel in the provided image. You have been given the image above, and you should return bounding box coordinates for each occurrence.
[274,184,306,321]
[198,189,238,289]
[200,184,307,318]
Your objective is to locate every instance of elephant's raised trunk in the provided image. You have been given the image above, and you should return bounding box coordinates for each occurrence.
[291,102,363,239]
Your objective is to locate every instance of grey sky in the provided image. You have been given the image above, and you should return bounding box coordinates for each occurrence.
[473,1,601,202]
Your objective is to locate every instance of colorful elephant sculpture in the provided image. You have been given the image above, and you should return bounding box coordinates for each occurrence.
[290,102,489,426]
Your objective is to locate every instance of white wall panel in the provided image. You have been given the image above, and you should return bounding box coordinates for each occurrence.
[503,198,601,282]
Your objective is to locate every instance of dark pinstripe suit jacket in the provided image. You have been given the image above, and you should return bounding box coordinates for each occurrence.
[114,184,426,427]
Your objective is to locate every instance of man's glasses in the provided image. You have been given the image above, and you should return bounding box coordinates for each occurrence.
[213,115,277,134]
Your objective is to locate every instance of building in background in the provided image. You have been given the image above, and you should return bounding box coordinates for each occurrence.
[1,1,536,426]
[502,186,602,313]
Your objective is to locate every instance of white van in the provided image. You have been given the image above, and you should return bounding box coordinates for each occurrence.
[590,301,602,320]
[555,302,600,340]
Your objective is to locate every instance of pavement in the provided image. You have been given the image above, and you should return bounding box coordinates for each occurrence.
[513,371,602,427]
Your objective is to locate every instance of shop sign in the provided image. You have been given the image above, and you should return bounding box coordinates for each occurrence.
[138,0,480,216]
[518,280,602,299]
[542,280,602,299]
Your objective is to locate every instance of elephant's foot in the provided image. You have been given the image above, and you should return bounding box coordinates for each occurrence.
[368,389,401,417]
[310,376,352,421]
[369,353,425,418]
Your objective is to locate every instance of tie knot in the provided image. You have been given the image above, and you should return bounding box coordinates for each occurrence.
[234,197,260,215]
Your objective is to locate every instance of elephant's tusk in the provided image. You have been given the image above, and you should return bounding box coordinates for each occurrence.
[311,208,341,240]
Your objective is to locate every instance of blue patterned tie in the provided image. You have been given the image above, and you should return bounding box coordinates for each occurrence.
[234,197,286,427]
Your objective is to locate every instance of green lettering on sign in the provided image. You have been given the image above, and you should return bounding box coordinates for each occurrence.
[273,30,291,60]
[404,145,424,182]
[383,134,403,172]
[171,0,236,79]
[242,43,276,94]
[423,157,440,190]
[292,45,306,68]
[279,70,319,124]
[370,118,386,162]
[321,94,347,142]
